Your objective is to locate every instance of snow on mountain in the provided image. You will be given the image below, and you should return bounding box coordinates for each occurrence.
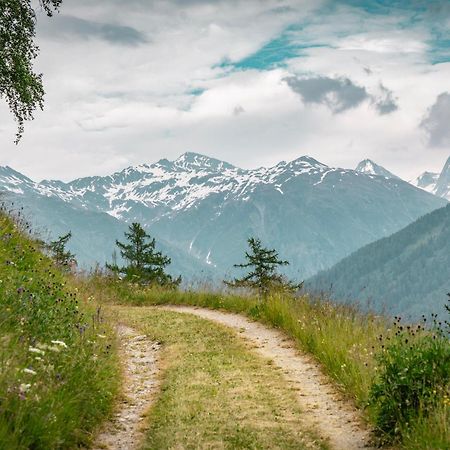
[410,171,440,193]
[1,152,340,221]
[355,159,399,179]
[434,157,450,200]
[0,166,35,194]
[0,153,447,279]
[410,156,450,201]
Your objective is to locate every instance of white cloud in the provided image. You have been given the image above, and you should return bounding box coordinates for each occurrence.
[421,92,450,147]
[0,0,449,182]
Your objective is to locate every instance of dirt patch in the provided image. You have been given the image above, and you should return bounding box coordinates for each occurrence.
[161,305,374,450]
[93,325,161,450]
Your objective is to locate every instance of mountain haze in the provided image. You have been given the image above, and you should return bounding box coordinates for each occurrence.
[307,204,450,319]
[0,153,447,281]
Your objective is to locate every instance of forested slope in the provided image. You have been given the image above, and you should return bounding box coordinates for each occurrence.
[307,204,450,319]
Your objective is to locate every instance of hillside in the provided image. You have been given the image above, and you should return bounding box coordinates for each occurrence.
[3,192,211,279]
[307,204,450,319]
[0,153,446,280]
[0,211,117,448]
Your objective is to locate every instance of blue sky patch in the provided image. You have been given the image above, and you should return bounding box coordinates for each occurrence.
[220,27,329,71]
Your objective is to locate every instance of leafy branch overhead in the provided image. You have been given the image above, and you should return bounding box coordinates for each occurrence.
[0,0,62,143]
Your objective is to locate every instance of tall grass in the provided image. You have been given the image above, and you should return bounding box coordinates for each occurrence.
[0,212,119,449]
[82,275,449,448]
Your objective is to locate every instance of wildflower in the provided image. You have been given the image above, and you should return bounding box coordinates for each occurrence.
[97,334,107,339]
[48,346,61,352]
[23,368,37,375]
[29,346,45,355]
[19,383,31,393]
[51,340,68,348]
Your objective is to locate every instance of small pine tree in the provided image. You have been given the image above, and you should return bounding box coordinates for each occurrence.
[107,222,180,287]
[48,232,76,269]
[225,237,302,299]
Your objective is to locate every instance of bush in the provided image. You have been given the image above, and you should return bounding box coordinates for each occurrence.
[369,315,450,444]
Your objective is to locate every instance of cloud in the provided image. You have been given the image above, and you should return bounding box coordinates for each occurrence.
[374,83,398,115]
[421,92,450,147]
[284,75,399,115]
[42,15,148,46]
[1,0,449,182]
[284,75,369,113]
[233,105,245,116]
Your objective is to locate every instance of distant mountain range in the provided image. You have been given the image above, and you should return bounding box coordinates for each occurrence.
[0,153,446,284]
[410,156,450,201]
[307,204,450,320]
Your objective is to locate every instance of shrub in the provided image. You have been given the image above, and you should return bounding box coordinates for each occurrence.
[369,314,450,443]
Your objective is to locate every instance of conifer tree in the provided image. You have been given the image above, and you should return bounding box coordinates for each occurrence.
[108,222,180,287]
[225,237,302,298]
[48,231,75,269]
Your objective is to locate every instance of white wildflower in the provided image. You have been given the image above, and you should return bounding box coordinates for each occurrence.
[48,346,61,353]
[51,340,68,348]
[97,334,107,339]
[23,368,37,375]
[19,383,31,393]
[29,346,45,355]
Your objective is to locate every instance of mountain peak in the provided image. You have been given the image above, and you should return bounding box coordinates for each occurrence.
[173,152,235,172]
[435,156,450,199]
[288,155,328,169]
[356,159,399,180]
[0,166,34,184]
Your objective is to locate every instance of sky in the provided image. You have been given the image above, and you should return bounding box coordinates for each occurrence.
[0,0,449,181]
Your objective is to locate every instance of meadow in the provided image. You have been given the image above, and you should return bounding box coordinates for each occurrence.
[0,211,119,449]
[0,206,448,449]
[81,276,450,449]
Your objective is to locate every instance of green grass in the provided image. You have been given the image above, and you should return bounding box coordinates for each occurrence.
[114,305,327,450]
[82,276,449,448]
[0,213,119,449]
[82,278,382,406]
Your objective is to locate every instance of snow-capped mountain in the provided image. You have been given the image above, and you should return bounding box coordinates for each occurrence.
[411,171,440,193]
[410,156,450,201]
[0,152,447,279]
[355,159,399,179]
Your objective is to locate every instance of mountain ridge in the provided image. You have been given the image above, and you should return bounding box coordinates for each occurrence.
[355,159,400,179]
[410,156,450,200]
[1,152,446,281]
[306,204,450,319]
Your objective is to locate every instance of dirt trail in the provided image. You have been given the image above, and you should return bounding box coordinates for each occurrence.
[161,305,373,450]
[93,325,160,450]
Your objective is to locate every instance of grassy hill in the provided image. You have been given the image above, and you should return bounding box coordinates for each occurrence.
[1,205,448,449]
[84,278,449,449]
[306,204,450,319]
[0,210,118,448]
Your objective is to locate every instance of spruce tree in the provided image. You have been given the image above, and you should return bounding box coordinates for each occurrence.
[225,237,302,298]
[48,231,75,269]
[108,222,180,287]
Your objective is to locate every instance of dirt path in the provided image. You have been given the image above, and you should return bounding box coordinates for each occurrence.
[93,325,161,450]
[161,305,373,450]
